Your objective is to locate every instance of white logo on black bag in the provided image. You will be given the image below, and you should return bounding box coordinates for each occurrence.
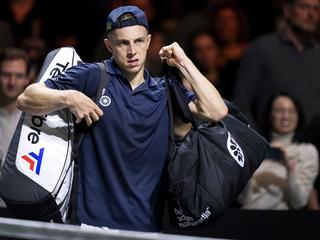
[227,132,245,167]
[99,88,111,107]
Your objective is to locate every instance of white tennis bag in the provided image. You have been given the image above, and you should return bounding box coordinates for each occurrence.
[0,47,81,223]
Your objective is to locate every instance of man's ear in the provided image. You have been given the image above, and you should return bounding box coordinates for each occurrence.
[104,38,112,54]
[147,34,151,50]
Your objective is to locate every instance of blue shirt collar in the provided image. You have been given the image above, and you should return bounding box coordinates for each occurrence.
[105,58,158,88]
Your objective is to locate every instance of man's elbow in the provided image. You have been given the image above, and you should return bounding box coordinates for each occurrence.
[212,104,228,121]
[16,83,37,112]
[200,104,228,122]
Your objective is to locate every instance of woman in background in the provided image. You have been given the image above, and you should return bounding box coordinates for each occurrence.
[238,92,319,209]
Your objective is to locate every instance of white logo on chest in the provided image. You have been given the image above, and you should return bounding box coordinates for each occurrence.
[99,88,111,107]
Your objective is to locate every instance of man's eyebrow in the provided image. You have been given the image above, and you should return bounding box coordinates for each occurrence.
[116,35,146,41]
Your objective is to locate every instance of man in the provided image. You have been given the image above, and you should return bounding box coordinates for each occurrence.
[17,6,227,232]
[0,48,31,170]
[233,0,320,132]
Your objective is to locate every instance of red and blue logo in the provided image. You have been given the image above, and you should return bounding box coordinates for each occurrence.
[21,148,44,175]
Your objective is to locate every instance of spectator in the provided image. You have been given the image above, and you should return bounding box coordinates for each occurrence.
[208,0,249,69]
[238,92,319,210]
[0,48,31,171]
[187,30,220,86]
[2,0,47,46]
[208,0,249,101]
[233,0,320,132]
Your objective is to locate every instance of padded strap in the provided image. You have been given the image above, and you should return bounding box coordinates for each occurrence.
[94,60,110,104]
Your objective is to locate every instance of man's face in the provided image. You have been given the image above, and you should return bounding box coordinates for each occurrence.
[285,0,320,34]
[105,25,151,78]
[0,59,29,101]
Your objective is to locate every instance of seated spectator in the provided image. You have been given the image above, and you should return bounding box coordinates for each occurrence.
[207,0,249,100]
[187,30,220,86]
[1,0,47,48]
[0,48,31,171]
[208,0,249,69]
[238,92,319,210]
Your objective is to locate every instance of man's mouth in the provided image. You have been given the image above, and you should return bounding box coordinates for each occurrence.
[128,59,139,67]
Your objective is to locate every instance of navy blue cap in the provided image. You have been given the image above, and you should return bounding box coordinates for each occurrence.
[106,5,149,32]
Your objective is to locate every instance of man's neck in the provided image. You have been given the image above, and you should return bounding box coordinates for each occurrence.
[125,66,145,90]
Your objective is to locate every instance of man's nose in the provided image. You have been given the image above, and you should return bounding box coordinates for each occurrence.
[8,74,18,84]
[128,43,136,55]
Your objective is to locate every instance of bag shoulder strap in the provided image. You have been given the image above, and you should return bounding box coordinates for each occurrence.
[73,60,110,149]
[94,60,110,103]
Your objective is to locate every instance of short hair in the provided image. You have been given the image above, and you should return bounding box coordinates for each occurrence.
[0,48,30,75]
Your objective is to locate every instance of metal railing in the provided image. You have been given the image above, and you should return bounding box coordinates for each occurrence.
[0,217,223,240]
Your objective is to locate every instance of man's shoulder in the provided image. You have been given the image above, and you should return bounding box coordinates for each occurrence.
[249,32,279,49]
[72,62,100,72]
[243,32,280,58]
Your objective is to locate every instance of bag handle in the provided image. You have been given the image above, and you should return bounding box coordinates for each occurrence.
[94,60,109,103]
[164,64,175,144]
[163,63,199,129]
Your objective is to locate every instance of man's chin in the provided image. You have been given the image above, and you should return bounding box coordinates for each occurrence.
[295,25,317,35]
[126,64,143,73]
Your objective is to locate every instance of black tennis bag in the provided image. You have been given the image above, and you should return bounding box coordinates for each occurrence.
[165,66,270,228]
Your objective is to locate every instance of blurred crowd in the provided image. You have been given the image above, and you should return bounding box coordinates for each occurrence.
[1,0,320,212]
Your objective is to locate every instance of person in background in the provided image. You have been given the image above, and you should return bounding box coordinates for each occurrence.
[238,92,319,210]
[0,48,31,169]
[2,0,47,47]
[208,0,249,101]
[233,0,320,131]
[187,30,220,87]
[208,0,249,69]
[16,5,227,232]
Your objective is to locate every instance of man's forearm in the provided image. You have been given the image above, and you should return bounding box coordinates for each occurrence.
[17,82,70,115]
[17,82,104,126]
